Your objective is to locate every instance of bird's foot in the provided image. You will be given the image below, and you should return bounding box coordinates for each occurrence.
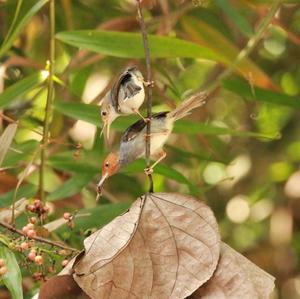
[144,80,154,87]
[144,167,154,175]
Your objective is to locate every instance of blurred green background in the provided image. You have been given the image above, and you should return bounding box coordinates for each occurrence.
[0,0,300,298]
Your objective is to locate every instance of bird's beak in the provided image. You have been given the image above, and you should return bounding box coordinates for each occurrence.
[100,120,111,142]
[97,172,108,195]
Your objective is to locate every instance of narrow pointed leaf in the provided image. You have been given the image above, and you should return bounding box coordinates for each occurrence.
[0,123,18,167]
[181,16,273,88]
[223,77,300,109]
[0,0,49,58]
[54,101,276,139]
[0,246,23,299]
[47,172,96,201]
[0,72,47,108]
[215,0,253,37]
[56,30,221,60]
[54,101,100,126]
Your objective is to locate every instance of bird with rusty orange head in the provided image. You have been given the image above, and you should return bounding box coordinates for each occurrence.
[100,66,150,142]
[97,92,207,195]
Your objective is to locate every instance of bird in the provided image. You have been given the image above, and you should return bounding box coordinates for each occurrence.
[97,92,207,195]
[100,66,150,141]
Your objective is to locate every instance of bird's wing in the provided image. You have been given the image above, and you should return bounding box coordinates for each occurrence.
[121,112,169,143]
[111,71,142,111]
[121,118,147,143]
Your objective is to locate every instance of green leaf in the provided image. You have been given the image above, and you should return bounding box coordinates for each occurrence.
[174,120,276,139]
[2,140,38,167]
[0,123,18,167]
[122,159,197,193]
[48,155,99,174]
[58,203,131,233]
[0,184,37,208]
[54,101,100,126]
[181,16,273,88]
[56,30,221,60]
[223,77,300,109]
[215,0,253,37]
[0,72,48,109]
[0,246,23,299]
[0,0,49,58]
[54,101,274,139]
[47,172,96,201]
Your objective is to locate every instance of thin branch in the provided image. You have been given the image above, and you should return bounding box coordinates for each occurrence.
[39,0,55,202]
[136,0,154,193]
[0,221,78,252]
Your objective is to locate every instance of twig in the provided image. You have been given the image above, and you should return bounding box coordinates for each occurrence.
[39,0,55,202]
[136,0,154,193]
[0,221,78,252]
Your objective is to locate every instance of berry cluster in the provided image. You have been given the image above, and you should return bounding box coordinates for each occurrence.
[26,199,49,218]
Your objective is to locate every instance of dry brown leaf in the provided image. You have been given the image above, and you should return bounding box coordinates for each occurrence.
[187,242,275,299]
[72,193,220,299]
[38,275,90,299]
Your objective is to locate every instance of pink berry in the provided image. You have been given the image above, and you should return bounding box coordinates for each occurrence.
[27,229,36,238]
[0,259,5,267]
[0,266,7,276]
[29,217,37,224]
[35,255,43,265]
[63,212,71,221]
[26,204,35,212]
[28,251,36,261]
[34,199,41,207]
[26,223,35,230]
[61,260,69,267]
[22,226,29,234]
[20,242,29,250]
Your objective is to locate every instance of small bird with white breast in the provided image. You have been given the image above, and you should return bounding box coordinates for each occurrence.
[100,66,149,141]
[97,91,207,194]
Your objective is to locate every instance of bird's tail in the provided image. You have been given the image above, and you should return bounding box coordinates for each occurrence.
[168,92,207,121]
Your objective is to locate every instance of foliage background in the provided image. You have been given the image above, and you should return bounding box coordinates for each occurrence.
[0,0,300,298]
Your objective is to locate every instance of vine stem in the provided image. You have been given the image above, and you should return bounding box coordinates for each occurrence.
[39,0,55,202]
[0,221,78,252]
[136,0,154,193]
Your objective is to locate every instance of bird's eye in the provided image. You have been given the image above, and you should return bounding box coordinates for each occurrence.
[101,111,107,117]
[105,162,109,167]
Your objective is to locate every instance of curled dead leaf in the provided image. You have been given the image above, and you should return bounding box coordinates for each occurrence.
[188,243,275,299]
[38,275,90,299]
[72,193,220,299]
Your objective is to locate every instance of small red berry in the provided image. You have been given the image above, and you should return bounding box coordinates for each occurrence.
[58,249,67,256]
[63,212,71,221]
[61,260,69,267]
[29,217,37,224]
[22,226,29,234]
[0,259,5,267]
[26,204,35,212]
[48,266,55,273]
[34,199,41,207]
[20,242,29,250]
[26,223,35,230]
[0,266,7,276]
[34,255,44,265]
[28,251,36,261]
[27,229,36,238]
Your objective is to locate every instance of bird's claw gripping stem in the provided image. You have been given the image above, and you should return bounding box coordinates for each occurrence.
[144,167,154,175]
[144,80,154,87]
